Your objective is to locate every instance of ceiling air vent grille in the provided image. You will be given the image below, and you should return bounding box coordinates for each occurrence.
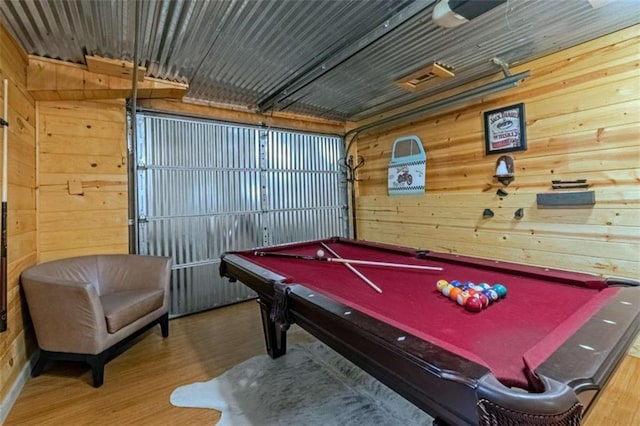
[396,62,454,92]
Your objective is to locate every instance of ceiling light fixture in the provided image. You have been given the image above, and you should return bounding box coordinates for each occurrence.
[396,62,455,92]
[432,0,507,28]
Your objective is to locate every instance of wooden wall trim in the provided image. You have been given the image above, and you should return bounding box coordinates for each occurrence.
[27,56,188,101]
[0,20,38,417]
[137,98,346,135]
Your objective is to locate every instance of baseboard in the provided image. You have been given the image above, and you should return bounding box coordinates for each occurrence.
[0,349,38,424]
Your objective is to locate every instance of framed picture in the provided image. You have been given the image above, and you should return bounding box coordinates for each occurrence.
[483,103,527,155]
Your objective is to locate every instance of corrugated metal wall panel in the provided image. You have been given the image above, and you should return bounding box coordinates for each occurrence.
[136,113,346,316]
[265,130,347,244]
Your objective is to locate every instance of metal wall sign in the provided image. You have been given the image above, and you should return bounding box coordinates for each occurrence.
[388,135,426,195]
[135,112,347,316]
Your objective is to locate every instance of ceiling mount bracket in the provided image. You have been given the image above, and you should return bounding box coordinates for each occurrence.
[491,57,512,77]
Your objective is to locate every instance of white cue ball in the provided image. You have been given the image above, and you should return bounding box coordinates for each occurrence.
[316,249,325,258]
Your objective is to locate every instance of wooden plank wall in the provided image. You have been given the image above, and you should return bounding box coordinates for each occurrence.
[0,25,37,411]
[354,25,639,279]
[37,99,129,261]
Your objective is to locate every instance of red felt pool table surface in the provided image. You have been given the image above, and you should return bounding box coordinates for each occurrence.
[240,239,619,390]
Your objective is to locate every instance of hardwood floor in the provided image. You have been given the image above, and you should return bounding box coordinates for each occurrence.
[5,300,639,425]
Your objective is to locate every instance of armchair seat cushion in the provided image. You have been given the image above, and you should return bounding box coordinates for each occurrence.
[101,289,164,333]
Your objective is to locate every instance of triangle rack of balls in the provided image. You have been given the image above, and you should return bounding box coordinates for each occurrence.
[436,280,507,312]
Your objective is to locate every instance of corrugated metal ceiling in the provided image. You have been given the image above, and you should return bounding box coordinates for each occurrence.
[1,0,638,122]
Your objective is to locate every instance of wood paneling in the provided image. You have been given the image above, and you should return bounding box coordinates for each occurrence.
[28,56,187,101]
[0,23,37,411]
[37,99,129,261]
[138,98,346,135]
[353,25,640,279]
[85,55,146,82]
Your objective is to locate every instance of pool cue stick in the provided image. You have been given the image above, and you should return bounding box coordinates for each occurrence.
[320,242,382,294]
[1,79,8,332]
[326,257,442,271]
[253,251,443,271]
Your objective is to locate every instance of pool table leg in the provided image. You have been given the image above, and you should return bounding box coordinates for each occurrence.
[258,300,287,358]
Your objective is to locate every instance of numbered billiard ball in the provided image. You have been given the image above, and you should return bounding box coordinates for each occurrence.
[456,291,470,306]
[476,292,490,308]
[493,284,508,298]
[483,289,499,302]
[449,287,463,301]
[442,284,454,297]
[436,279,449,292]
[465,296,483,312]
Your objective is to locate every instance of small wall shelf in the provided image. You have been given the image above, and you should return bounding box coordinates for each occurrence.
[536,191,595,208]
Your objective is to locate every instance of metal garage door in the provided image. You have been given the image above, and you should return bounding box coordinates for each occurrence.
[134,112,347,316]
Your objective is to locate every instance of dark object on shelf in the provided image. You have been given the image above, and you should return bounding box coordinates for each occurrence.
[552,179,586,184]
[514,208,524,219]
[483,209,494,218]
[496,188,508,197]
[551,179,590,190]
[537,191,596,208]
[552,184,589,189]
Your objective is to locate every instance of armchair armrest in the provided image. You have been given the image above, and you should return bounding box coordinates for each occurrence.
[20,274,107,354]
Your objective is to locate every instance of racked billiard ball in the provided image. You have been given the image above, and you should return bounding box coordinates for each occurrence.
[449,287,463,301]
[456,291,470,306]
[493,284,508,298]
[442,284,454,297]
[436,279,449,292]
[483,289,499,302]
[465,296,483,312]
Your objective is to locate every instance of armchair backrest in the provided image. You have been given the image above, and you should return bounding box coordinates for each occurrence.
[23,256,100,288]
[96,255,172,309]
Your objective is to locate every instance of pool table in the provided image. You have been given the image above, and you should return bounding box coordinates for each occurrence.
[219,237,640,425]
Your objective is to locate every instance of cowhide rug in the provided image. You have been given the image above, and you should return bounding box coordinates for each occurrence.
[170,341,434,425]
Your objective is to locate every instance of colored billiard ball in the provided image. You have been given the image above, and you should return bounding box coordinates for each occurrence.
[316,249,325,258]
[493,284,508,298]
[436,279,449,292]
[483,289,499,302]
[450,280,461,287]
[465,296,483,312]
[467,291,487,307]
[456,291,470,306]
[442,284,454,297]
[450,287,463,301]
[478,283,491,290]
[476,293,490,308]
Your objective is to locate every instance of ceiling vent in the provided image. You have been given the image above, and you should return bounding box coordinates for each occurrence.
[396,62,455,92]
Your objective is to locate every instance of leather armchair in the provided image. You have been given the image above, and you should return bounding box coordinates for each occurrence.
[21,254,172,387]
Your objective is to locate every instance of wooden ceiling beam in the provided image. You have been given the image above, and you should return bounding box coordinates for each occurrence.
[85,55,146,82]
[27,56,187,101]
